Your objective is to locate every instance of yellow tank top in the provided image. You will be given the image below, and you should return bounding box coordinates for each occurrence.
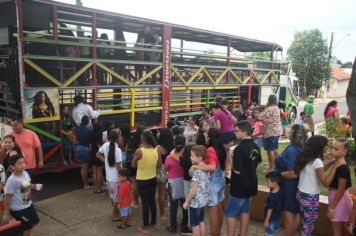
[136,147,159,180]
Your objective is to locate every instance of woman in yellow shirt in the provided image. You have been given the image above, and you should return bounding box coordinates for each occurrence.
[132,130,162,234]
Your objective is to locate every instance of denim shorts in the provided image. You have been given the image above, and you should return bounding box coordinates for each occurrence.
[221,131,236,144]
[189,207,204,227]
[255,137,264,148]
[224,195,252,218]
[120,206,132,217]
[74,145,91,164]
[264,136,279,151]
[208,180,225,206]
[266,219,280,236]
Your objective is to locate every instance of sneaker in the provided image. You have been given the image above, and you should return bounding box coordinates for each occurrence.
[167,227,177,233]
[181,227,192,235]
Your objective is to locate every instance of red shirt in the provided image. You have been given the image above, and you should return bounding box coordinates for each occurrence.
[205,147,219,175]
[118,181,131,208]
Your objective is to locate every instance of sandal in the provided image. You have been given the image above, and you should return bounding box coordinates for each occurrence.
[125,223,132,227]
[138,226,150,234]
[93,189,105,194]
[111,217,121,222]
[117,224,126,229]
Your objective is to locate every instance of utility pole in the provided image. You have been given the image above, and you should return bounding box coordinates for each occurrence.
[328,32,334,62]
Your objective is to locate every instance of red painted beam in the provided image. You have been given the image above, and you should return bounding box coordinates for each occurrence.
[43,144,61,163]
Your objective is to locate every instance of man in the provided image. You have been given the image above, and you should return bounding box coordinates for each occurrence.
[10,117,43,173]
[303,95,315,136]
[72,95,100,127]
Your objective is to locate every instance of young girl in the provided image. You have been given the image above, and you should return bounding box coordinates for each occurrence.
[2,135,23,178]
[96,129,123,221]
[252,107,264,148]
[155,128,174,220]
[281,108,289,138]
[183,145,210,236]
[196,121,209,147]
[2,154,42,236]
[91,123,105,194]
[293,135,339,236]
[117,169,132,229]
[327,138,352,236]
[165,135,188,233]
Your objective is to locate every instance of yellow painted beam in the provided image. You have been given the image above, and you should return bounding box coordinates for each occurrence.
[260,71,272,84]
[134,65,163,86]
[100,108,132,115]
[171,66,187,85]
[202,67,215,85]
[23,116,60,123]
[96,62,131,85]
[186,67,203,85]
[171,102,205,107]
[215,68,229,84]
[24,59,63,87]
[63,62,94,87]
[229,68,243,84]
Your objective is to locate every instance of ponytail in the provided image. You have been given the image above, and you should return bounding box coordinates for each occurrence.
[108,129,120,167]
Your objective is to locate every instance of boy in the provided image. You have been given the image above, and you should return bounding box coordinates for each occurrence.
[303,95,315,135]
[117,169,132,229]
[183,145,210,236]
[225,120,261,236]
[2,154,42,236]
[264,171,282,236]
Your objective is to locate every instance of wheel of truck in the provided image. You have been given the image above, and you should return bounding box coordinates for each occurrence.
[289,107,297,124]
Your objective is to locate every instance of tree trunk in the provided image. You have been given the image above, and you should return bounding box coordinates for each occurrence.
[346,57,356,138]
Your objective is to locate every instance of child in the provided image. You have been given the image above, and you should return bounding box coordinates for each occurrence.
[165,135,189,233]
[117,169,132,229]
[264,171,282,236]
[303,95,315,136]
[2,154,42,236]
[183,145,210,236]
[196,121,209,147]
[299,112,308,129]
[225,120,261,236]
[96,129,122,221]
[281,108,289,138]
[327,138,352,236]
[252,107,264,148]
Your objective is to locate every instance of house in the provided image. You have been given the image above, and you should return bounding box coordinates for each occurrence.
[327,67,351,98]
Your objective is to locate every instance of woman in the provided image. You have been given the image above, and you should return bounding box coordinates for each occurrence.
[324,100,339,121]
[155,128,174,219]
[275,124,307,236]
[259,94,282,171]
[125,127,145,208]
[61,105,75,165]
[75,116,93,188]
[132,130,162,234]
[196,120,209,147]
[90,123,105,193]
[211,102,237,146]
[118,124,131,164]
[190,128,226,236]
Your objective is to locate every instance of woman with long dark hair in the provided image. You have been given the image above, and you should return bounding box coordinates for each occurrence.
[2,135,23,177]
[324,100,339,121]
[275,124,307,236]
[96,129,123,221]
[32,91,56,136]
[155,128,174,219]
[190,128,227,236]
[132,130,162,234]
[125,126,145,208]
[293,135,339,236]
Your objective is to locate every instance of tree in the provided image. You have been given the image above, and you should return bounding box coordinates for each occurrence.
[342,61,353,68]
[287,29,330,95]
[346,57,356,138]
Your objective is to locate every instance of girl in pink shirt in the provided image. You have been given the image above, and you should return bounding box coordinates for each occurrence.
[165,135,189,233]
[252,107,264,148]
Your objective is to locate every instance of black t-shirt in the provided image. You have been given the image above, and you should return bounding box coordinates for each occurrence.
[180,155,192,181]
[329,164,352,189]
[264,190,282,221]
[230,139,261,198]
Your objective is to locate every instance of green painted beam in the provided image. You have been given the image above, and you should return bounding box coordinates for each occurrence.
[24,123,61,142]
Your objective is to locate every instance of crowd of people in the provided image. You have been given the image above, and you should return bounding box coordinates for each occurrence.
[0,94,355,236]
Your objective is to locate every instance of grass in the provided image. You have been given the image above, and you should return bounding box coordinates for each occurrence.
[257,142,356,196]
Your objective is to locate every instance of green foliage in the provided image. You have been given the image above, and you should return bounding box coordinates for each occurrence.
[319,118,339,138]
[247,52,272,60]
[287,29,330,95]
[341,61,353,68]
[347,139,356,161]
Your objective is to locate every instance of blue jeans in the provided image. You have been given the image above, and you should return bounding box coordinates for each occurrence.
[266,219,280,236]
[264,136,279,151]
[225,195,252,218]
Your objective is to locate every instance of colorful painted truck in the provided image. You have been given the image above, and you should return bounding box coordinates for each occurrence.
[0,0,297,172]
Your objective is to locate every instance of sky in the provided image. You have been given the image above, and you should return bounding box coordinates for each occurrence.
[57,0,356,63]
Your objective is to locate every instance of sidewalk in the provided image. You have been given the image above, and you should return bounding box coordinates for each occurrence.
[32,188,276,236]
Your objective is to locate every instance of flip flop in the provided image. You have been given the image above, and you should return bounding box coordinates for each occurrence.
[112,218,121,221]
[93,189,105,194]
[117,224,126,229]
[138,226,150,234]
[125,223,132,227]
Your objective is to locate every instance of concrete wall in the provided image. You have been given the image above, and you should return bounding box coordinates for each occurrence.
[328,78,349,98]
[250,185,332,236]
